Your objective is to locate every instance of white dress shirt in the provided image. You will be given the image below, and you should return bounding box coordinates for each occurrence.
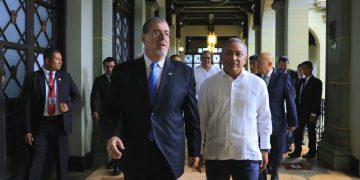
[144,54,165,90]
[262,68,273,86]
[42,68,61,116]
[198,69,272,161]
[194,65,221,97]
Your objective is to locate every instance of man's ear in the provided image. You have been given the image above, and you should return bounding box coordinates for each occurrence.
[141,34,145,43]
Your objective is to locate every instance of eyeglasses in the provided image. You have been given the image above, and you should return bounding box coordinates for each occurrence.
[151,30,170,38]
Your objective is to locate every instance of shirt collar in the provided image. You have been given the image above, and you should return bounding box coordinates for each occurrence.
[221,68,247,80]
[144,54,165,69]
[42,67,56,76]
[265,68,273,78]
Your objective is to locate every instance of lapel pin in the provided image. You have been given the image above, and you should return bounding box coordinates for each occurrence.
[168,72,172,76]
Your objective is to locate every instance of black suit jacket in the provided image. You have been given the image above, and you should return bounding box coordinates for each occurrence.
[101,57,201,179]
[90,74,110,113]
[22,70,81,135]
[295,75,322,121]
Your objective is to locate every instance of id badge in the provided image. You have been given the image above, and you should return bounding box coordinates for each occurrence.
[48,97,57,105]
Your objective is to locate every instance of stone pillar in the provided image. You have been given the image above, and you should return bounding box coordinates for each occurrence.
[272,0,285,61]
[134,0,146,58]
[93,0,113,76]
[285,0,308,69]
[247,14,256,57]
[157,0,166,18]
[350,0,360,176]
[317,0,352,173]
[261,4,276,56]
[66,0,94,171]
[169,14,177,57]
[146,1,159,19]
[254,25,261,54]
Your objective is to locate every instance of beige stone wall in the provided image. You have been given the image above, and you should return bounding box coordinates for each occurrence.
[309,7,326,97]
[261,0,275,57]
[286,0,309,70]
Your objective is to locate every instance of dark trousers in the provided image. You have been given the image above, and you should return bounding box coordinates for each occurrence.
[259,132,286,180]
[294,120,317,154]
[25,116,68,180]
[123,142,175,180]
[205,160,259,180]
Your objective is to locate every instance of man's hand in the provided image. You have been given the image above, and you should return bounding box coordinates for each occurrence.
[25,133,33,146]
[59,103,68,113]
[309,116,317,124]
[107,136,125,159]
[92,112,100,124]
[188,156,200,170]
[259,151,269,172]
[288,126,297,132]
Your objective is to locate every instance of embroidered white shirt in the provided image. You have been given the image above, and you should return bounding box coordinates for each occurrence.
[198,69,272,161]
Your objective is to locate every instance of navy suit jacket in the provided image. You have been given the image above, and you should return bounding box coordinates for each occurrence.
[22,70,81,135]
[295,75,322,121]
[101,57,201,179]
[260,69,298,135]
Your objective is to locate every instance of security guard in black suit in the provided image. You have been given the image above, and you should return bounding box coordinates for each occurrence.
[90,57,121,175]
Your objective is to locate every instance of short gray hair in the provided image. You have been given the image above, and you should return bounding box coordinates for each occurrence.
[142,17,168,34]
[222,37,248,54]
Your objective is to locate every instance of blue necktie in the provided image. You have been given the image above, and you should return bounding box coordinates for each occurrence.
[148,62,159,107]
[148,62,159,141]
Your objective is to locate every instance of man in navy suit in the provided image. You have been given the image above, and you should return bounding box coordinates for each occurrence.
[257,52,298,180]
[101,17,201,179]
[22,48,81,180]
[289,61,322,159]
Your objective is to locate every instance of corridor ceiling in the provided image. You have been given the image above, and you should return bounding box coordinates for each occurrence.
[170,0,256,27]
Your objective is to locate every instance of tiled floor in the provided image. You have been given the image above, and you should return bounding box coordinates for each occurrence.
[83,149,360,180]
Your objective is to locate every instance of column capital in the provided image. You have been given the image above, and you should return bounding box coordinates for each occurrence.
[272,0,285,11]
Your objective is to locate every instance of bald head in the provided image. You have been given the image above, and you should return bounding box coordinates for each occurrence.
[257,52,274,75]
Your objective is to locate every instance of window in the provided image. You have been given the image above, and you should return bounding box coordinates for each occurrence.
[113,0,133,63]
[0,0,61,99]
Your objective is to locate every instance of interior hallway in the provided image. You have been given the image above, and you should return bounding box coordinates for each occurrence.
[59,146,360,180]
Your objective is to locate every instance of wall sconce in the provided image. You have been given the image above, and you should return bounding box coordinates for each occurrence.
[207,32,217,53]
[179,46,184,52]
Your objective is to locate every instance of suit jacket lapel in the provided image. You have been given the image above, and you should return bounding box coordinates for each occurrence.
[137,58,151,107]
[153,58,174,112]
[267,68,277,90]
[56,71,63,101]
[38,70,46,100]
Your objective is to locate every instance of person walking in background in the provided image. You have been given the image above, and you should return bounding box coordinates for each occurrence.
[170,54,182,61]
[249,54,259,74]
[193,50,220,98]
[90,57,121,175]
[257,52,298,180]
[289,61,322,159]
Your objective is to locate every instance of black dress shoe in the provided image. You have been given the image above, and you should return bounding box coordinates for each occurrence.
[302,153,316,158]
[112,160,122,176]
[112,167,121,176]
[288,152,301,158]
